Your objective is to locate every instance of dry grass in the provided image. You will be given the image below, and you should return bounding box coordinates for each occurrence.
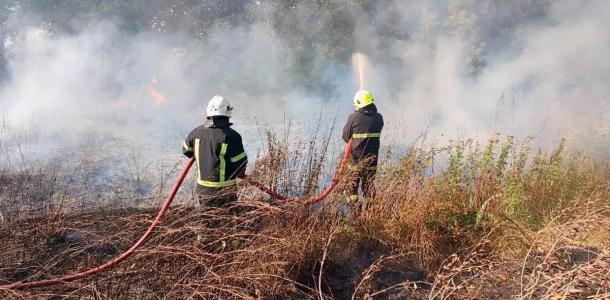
[0,129,609,299]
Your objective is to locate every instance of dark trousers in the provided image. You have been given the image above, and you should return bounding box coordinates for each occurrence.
[196,186,238,208]
[347,166,377,201]
[195,185,244,250]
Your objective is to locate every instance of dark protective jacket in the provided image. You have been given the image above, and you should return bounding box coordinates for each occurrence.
[342,104,384,166]
[183,117,247,189]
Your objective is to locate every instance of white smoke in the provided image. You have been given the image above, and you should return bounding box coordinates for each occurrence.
[0,0,608,156]
[357,0,610,147]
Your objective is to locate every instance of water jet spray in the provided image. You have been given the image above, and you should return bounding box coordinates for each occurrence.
[352,53,368,90]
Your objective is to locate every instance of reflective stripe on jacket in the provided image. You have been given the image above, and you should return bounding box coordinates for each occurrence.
[182,117,247,188]
[341,103,384,166]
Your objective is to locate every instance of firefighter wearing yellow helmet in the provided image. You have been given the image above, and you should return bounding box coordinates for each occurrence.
[182,95,248,207]
[342,90,384,213]
[353,90,375,108]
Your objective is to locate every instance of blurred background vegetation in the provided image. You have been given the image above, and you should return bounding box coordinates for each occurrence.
[0,0,555,94]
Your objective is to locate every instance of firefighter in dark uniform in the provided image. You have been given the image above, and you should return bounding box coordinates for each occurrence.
[342,90,384,211]
[182,95,248,207]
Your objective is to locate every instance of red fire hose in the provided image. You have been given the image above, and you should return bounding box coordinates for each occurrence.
[0,158,195,291]
[0,140,352,291]
[245,139,352,205]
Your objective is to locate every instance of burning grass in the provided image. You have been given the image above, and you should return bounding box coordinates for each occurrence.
[0,132,609,299]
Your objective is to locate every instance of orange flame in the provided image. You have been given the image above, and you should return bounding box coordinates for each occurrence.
[148,76,166,106]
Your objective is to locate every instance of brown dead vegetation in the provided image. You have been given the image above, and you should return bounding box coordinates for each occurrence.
[0,132,609,299]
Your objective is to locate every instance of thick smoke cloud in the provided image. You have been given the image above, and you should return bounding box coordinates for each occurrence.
[357,0,610,146]
[0,0,608,157]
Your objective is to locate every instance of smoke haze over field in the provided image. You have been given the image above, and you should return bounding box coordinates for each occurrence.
[0,0,608,153]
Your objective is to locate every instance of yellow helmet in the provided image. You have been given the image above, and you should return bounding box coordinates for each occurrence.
[353,90,374,108]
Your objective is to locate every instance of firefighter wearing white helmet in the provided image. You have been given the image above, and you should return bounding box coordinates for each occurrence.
[183,95,247,207]
[342,90,384,213]
[206,95,233,118]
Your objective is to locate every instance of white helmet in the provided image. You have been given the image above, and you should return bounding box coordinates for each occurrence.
[206,95,233,118]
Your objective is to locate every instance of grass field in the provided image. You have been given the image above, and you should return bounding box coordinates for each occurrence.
[0,131,608,299]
